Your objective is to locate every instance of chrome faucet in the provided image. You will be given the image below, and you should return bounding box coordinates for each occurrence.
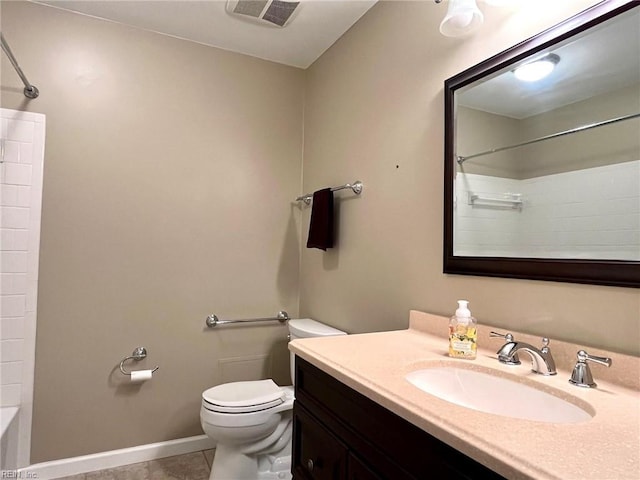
[490,331,521,365]
[496,337,557,376]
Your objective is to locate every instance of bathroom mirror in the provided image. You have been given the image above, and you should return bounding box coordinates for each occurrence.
[443,1,640,288]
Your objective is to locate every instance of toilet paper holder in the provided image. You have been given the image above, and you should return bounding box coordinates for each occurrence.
[119,347,159,376]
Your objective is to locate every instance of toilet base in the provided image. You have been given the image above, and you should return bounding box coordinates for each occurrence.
[257,452,292,480]
[209,444,292,480]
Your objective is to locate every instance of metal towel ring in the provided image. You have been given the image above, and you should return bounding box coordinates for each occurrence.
[119,347,159,376]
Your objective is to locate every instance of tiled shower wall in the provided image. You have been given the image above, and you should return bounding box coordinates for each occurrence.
[455,160,640,259]
[0,108,46,466]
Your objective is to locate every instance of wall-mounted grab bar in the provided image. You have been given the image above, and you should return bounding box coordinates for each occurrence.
[1,33,39,99]
[205,311,289,328]
[296,181,363,205]
[457,112,640,164]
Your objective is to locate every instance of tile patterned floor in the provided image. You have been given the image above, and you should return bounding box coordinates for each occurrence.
[54,450,214,480]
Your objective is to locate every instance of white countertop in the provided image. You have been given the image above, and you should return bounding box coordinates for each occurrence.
[289,311,640,480]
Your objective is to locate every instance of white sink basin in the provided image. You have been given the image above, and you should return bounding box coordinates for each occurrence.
[406,366,592,424]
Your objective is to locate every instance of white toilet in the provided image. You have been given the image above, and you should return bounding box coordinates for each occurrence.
[200,318,347,480]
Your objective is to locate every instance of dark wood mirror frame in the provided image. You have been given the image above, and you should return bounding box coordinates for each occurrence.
[443,0,640,289]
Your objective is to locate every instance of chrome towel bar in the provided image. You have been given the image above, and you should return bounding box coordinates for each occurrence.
[296,181,363,205]
[119,347,159,375]
[205,311,289,328]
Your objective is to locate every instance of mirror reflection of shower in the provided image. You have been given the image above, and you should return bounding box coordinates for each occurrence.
[452,6,640,262]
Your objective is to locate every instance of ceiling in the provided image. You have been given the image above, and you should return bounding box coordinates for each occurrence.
[458,6,640,119]
[34,0,377,69]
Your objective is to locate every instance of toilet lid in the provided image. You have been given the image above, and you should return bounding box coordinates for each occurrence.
[202,379,285,413]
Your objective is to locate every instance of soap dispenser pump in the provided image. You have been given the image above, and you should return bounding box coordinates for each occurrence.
[449,300,477,359]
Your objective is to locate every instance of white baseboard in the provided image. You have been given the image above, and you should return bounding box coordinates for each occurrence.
[18,435,216,480]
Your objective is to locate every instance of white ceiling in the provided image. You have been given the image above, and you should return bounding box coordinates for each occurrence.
[34,0,377,69]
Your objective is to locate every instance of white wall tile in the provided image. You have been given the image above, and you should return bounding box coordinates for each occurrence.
[0,274,27,295]
[1,229,14,250]
[1,318,25,340]
[0,109,43,463]
[2,141,21,164]
[1,184,18,206]
[0,230,28,252]
[2,119,35,143]
[19,143,33,165]
[0,339,24,362]
[2,163,32,186]
[1,295,26,318]
[0,252,28,273]
[0,361,23,385]
[0,383,22,407]
[0,207,29,229]
[25,283,37,313]
[12,230,29,251]
[15,186,31,208]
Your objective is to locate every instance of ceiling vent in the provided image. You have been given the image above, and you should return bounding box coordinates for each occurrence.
[226,0,301,28]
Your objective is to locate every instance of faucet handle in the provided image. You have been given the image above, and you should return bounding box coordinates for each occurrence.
[490,331,521,365]
[578,350,611,367]
[541,337,551,352]
[569,350,612,388]
[490,331,514,341]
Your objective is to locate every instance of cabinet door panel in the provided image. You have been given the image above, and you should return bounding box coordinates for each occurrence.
[348,453,385,480]
[293,403,347,480]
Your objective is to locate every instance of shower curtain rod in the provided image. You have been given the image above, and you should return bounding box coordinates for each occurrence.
[1,33,39,99]
[457,111,640,164]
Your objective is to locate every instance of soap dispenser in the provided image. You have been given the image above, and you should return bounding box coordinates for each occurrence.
[449,300,477,359]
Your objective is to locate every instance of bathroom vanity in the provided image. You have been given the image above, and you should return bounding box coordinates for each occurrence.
[289,311,640,480]
[292,356,503,479]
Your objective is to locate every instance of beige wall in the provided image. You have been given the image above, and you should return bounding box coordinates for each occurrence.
[1,1,304,463]
[2,0,639,466]
[300,1,639,352]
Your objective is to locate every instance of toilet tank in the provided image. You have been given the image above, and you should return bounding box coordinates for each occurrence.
[288,318,346,385]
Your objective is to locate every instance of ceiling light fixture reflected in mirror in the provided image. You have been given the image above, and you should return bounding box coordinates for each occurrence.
[513,53,560,82]
[439,0,484,37]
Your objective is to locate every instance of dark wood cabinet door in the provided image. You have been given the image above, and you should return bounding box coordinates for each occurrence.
[348,454,385,480]
[293,403,347,480]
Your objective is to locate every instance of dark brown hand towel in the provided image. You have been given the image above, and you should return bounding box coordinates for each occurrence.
[306,188,334,250]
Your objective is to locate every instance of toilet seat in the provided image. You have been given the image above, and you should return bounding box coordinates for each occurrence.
[203,379,285,414]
